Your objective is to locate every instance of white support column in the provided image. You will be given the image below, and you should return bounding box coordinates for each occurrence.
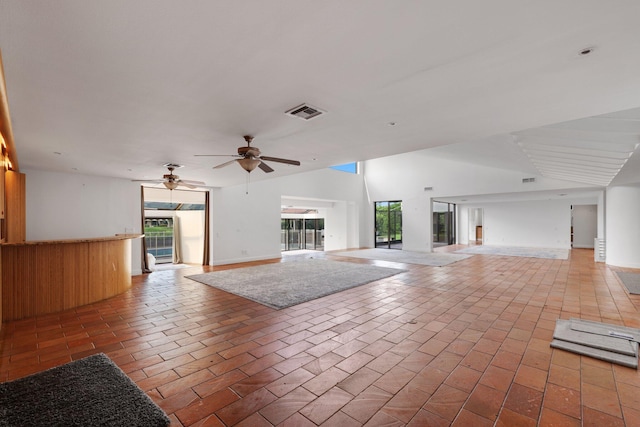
[605,185,640,268]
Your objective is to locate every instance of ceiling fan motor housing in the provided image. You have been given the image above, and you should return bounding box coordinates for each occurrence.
[238,146,260,157]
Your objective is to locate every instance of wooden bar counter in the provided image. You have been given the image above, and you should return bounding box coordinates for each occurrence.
[1,234,142,322]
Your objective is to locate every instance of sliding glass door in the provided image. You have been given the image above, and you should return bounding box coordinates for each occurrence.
[375,201,402,249]
[281,218,324,251]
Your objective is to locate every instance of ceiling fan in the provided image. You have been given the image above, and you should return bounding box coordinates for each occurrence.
[132,164,205,190]
[195,135,301,173]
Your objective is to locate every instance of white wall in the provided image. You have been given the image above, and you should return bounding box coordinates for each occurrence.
[210,168,365,265]
[22,167,365,270]
[572,205,597,249]
[401,197,430,252]
[24,169,144,274]
[598,191,605,239]
[324,201,348,251]
[364,151,592,251]
[211,184,281,265]
[478,199,571,249]
[606,185,640,268]
[457,206,468,244]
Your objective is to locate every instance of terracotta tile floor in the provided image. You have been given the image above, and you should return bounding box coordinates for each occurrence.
[1,247,640,426]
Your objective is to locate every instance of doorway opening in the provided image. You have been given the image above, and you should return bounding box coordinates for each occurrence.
[281,218,325,251]
[468,207,483,245]
[375,201,402,249]
[141,187,209,270]
[571,204,597,249]
[433,201,456,247]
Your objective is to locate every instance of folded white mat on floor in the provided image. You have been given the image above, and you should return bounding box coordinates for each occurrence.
[550,318,640,369]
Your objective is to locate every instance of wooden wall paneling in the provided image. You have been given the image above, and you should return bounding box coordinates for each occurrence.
[2,246,33,319]
[1,50,23,330]
[1,246,13,319]
[89,240,132,302]
[0,168,5,220]
[5,171,25,243]
[35,244,65,315]
[63,242,90,309]
[89,241,108,303]
[104,241,119,298]
[112,240,131,295]
[0,246,2,323]
[14,246,35,319]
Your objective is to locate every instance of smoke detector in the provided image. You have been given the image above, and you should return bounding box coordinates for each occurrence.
[285,103,326,120]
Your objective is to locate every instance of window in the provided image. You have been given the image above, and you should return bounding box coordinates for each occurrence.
[330,162,358,174]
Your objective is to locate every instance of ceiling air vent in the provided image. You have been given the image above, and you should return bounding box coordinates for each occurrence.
[424,187,434,191]
[522,177,536,183]
[285,103,326,120]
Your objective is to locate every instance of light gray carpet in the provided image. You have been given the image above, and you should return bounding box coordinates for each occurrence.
[0,353,170,427]
[187,259,405,309]
[616,271,640,295]
[332,248,471,266]
[550,318,640,368]
[455,245,569,260]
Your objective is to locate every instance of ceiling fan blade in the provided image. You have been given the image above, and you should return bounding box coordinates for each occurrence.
[259,156,300,166]
[178,182,197,189]
[194,154,242,157]
[258,161,274,173]
[131,179,164,183]
[213,159,238,169]
[180,179,206,186]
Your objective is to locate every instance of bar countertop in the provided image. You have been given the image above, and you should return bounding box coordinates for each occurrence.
[1,234,143,246]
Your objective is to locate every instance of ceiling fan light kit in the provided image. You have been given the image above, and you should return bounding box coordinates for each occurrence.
[163,180,179,190]
[132,164,206,190]
[238,157,261,172]
[196,135,301,174]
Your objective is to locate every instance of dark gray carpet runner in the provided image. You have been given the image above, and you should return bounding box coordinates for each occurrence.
[0,353,170,427]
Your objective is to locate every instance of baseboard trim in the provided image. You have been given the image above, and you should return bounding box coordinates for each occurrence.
[211,253,282,266]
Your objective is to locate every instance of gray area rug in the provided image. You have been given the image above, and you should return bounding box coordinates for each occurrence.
[616,271,640,295]
[0,353,170,427]
[187,259,405,309]
[550,318,640,368]
[455,245,569,260]
[332,248,471,266]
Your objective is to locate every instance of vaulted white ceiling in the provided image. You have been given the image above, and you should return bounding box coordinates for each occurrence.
[1,1,640,188]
